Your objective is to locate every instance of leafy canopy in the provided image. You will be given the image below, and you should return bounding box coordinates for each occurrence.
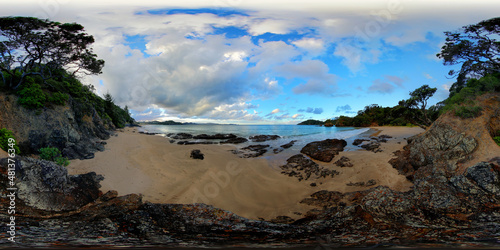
[437,17,500,95]
[0,16,104,89]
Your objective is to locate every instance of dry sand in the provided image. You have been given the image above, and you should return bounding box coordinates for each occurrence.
[66,126,424,220]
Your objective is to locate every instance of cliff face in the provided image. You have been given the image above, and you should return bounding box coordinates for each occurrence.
[390,93,500,180]
[0,93,113,159]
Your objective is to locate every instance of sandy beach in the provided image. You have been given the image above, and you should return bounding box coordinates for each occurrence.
[67,126,424,220]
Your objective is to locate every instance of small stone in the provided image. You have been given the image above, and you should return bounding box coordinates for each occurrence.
[190,149,204,160]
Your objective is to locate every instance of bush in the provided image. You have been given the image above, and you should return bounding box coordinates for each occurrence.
[48,92,69,105]
[494,136,500,146]
[39,147,69,166]
[455,106,483,118]
[18,82,47,109]
[0,128,20,154]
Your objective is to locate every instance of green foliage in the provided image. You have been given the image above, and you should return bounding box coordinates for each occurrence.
[454,106,483,119]
[17,80,47,109]
[39,147,69,166]
[0,128,20,154]
[437,17,500,90]
[47,92,69,105]
[493,136,500,146]
[0,17,104,89]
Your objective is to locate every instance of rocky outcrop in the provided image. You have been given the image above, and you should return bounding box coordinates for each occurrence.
[220,137,248,144]
[0,93,113,160]
[0,157,102,211]
[249,134,280,142]
[300,139,347,162]
[390,122,478,180]
[280,154,339,181]
[334,156,353,167]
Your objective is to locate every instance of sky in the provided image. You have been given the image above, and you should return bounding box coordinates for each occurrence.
[1,0,499,124]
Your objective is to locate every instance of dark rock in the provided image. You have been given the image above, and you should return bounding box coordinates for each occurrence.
[300,139,347,162]
[464,162,500,195]
[280,140,297,149]
[270,216,295,224]
[300,190,344,207]
[170,133,193,139]
[190,149,204,160]
[389,123,478,180]
[353,139,369,146]
[360,141,382,153]
[280,154,339,181]
[249,135,280,142]
[220,137,248,144]
[193,133,237,140]
[177,141,218,145]
[138,131,159,135]
[83,153,95,159]
[0,157,102,211]
[310,183,317,187]
[334,156,353,167]
[232,144,269,158]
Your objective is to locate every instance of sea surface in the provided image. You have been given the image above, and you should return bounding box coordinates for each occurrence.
[139,124,371,151]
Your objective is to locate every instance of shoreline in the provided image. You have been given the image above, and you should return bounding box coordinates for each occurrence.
[68,125,424,220]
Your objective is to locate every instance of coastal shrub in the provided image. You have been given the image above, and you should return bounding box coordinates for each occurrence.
[18,82,47,109]
[494,136,500,146]
[39,147,70,166]
[455,106,483,119]
[48,92,69,105]
[0,128,20,154]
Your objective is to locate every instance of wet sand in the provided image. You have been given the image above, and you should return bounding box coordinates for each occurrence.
[67,126,424,220]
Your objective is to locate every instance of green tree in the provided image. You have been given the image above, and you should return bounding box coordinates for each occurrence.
[0,17,104,89]
[437,17,500,96]
[399,85,437,129]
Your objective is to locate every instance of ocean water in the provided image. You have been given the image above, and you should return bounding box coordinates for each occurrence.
[139,124,370,150]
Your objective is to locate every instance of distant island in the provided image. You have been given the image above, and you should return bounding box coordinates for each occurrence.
[140,120,194,125]
[297,119,334,127]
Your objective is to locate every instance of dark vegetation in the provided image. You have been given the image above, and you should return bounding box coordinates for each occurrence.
[39,147,70,166]
[0,128,20,154]
[0,17,134,129]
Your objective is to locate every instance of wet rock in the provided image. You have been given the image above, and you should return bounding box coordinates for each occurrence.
[138,131,160,135]
[353,139,370,146]
[231,144,269,158]
[220,137,248,144]
[334,156,353,167]
[193,134,237,140]
[170,133,193,139]
[300,139,347,162]
[190,149,204,160]
[249,135,280,142]
[273,140,297,154]
[177,141,218,145]
[280,140,297,149]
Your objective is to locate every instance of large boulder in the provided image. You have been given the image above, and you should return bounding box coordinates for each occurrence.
[300,139,347,162]
[0,157,103,211]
